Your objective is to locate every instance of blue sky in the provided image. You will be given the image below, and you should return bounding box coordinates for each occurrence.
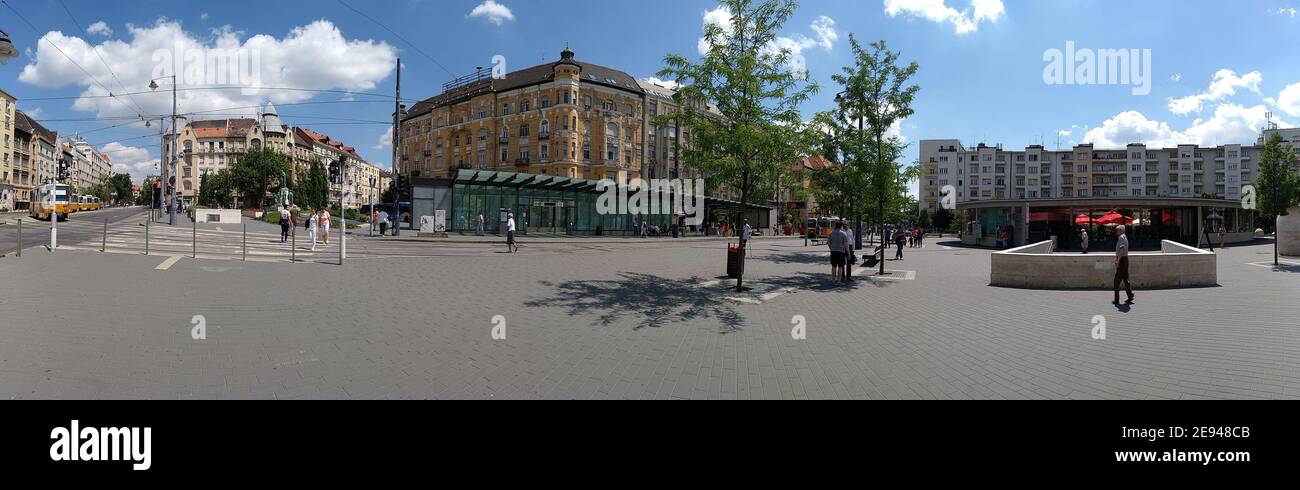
[4,0,1300,195]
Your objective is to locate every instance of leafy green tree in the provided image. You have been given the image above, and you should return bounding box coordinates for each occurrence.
[230,148,292,209]
[918,208,931,230]
[1254,131,1300,265]
[136,177,157,206]
[197,169,236,208]
[296,158,330,210]
[658,0,818,290]
[933,207,954,233]
[831,35,919,274]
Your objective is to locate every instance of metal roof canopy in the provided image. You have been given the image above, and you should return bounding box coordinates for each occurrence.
[451,170,772,210]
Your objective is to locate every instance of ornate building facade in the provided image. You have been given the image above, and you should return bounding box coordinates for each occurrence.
[399,48,645,183]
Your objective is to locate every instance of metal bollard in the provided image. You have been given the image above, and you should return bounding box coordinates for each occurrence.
[242,223,247,262]
[16,219,21,257]
[145,218,150,255]
[192,218,197,259]
[102,218,108,252]
[291,229,296,263]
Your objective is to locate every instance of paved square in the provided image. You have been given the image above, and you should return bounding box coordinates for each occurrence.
[1,228,1297,399]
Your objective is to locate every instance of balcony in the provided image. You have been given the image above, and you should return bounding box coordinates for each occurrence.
[538,132,550,140]
[514,158,531,166]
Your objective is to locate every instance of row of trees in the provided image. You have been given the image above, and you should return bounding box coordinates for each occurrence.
[82,173,134,205]
[657,0,922,288]
[191,148,338,210]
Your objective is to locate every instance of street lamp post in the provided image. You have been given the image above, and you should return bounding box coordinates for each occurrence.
[150,76,178,225]
[338,155,349,265]
[369,175,376,238]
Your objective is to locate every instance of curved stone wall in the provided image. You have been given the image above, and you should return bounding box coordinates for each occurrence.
[1279,206,1300,257]
[990,240,1217,289]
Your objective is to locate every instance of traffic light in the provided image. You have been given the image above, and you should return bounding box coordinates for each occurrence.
[328,159,339,184]
[57,157,71,182]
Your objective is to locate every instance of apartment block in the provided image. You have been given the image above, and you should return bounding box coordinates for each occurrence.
[919,139,1265,212]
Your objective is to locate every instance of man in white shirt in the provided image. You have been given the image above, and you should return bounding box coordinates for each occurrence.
[506,213,518,253]
[741,219,752,255]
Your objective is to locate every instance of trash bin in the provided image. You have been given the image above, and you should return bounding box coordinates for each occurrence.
[726,244,743,278]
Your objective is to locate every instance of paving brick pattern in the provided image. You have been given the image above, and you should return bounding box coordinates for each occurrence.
[0,234,1296,399]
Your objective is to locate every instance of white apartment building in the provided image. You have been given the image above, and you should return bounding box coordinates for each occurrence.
[919,139,1263,213]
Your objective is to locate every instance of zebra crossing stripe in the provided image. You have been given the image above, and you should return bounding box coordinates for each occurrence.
[155,255,183,270]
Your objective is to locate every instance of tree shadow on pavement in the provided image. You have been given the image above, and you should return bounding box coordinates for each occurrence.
[526,273,745,333]
[758,271,894,292]
[755,251,830,266]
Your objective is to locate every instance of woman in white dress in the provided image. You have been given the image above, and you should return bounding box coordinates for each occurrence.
[308,208,319,252]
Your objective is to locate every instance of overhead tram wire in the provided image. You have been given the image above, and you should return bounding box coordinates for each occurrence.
[19,86,397,102]
[335,0,456,78]
[1,0,146,121]
[55,0,151,120]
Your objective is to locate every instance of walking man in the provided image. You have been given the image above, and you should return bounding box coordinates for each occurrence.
[1113,225,1134,305]
[894,225,906,260]
[477,213,485,236]
[843,221,854,281]
[1217,224,1227,250]
[506,212,518,253]
[278,205,291,243]
[741,219,752,257]
[1080,228,1090,254]
[379,209,389,235]
[828,220,847,283]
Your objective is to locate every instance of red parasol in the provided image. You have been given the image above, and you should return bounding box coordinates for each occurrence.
[1074,214,1093,225]
[1095,211,1134,225]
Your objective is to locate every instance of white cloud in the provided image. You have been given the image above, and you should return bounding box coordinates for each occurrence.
[1276,7,1298,17]
[101,141,159,182]
[200,13,210,21]
[640,77,680,91]
[86,21,113,37]
[763,35,818,77]
[1056,124,1087,138]
[374,125,392,150]
[697,6,734,55]
[1275,82,1300,117]
[1166,69,1263,115]
[810,16,838,51]
[1081,104,1290,148]
[18,19,397,121]
[468,1,515,27]
[19,106,43,119]
[696,8,835,76]
[1170,73,1181,82]
[883,0,1004,35]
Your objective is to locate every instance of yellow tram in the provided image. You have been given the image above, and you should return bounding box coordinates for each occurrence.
[30,183,72,221]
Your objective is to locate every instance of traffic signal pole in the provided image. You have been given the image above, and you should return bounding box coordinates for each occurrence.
[393,59,402,237]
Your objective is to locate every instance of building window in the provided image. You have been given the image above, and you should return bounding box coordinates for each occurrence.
[520,124,529,137]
